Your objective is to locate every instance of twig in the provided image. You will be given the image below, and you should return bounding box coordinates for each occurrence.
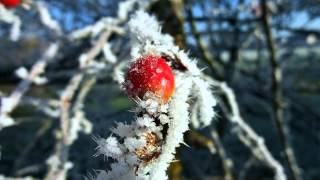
[0,4,21,41]
[185,1,223,79]
[13,119,53,175]
[0,43,59,129]
[261,1,302,179]
[0,175,38,180]
[211,80,287,180]
[44,29,114,180]
[209,127,235,180]
[20,96,60,118]
[35,1,62,36]
[186,130,216,153]
[238,156,256,180]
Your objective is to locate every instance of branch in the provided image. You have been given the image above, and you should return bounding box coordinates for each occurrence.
[44,29,114,180]
[185,1,223,79]
[185,130,216,153]
[209,128,235,180]
[211,80,287,180]
[185,16,260,24]
[0,43,59,130]
[0,175,38,180]
[35,1,62,36]
[261,1,302,179]
[238,156,256,180]
[0,4,21,41]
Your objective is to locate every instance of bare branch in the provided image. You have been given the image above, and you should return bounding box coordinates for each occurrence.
[211,80,287,180]
[261,0,302,179]
[209,128,235,180]
[0,43,59,129]
[44,29,114,180]
[185,1,223,79]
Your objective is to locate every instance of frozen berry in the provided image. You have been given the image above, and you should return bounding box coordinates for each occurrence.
[124,55,175,103]
[0,0,21,8]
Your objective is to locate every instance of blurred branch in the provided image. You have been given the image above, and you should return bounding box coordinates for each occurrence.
[261,1,302,180]
[225,12,240,82]
[185,1,223,79]
[44,29,114,180]
[278,26,320,36]
[209,128,235,180]
[21,96,60,118]
[0,4,21,41]
[210,80,287,180]
[185,16,260,24]
[0,43,59,130]
[35,1,62,36]
[13,119,53,175]
[168,155,183,180]
[150,0,187,48]
[0,175,38,180]
[186,130,216,153]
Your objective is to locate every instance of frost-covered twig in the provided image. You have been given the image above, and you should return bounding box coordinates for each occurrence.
[68,77,96,144]
[1,0,61,40]
[44,27,120,180]
[13,119,53,174]
[35,1,62,35]
[68,0,145,41]
[0,175,38,180]
[94,11,217,180]
[0,43,59,130]
[21,96,60,118]
[44,1,155,179]
[95,73,193,180]
[212,81,287,180]
[0,4,21,41]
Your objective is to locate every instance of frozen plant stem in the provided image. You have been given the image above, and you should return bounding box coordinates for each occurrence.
[35,1,62,36]
[0,42,59,129]
[45,29,114,180]
[0,4,21,41]
[213,81,287,180]
[261,1,302,179]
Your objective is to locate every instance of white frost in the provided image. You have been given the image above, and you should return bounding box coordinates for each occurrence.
[95,11,217,180]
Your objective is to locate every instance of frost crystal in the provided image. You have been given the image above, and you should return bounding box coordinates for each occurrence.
[94,11,217,180]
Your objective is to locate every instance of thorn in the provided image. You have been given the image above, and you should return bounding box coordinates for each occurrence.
[171,159,180,163]
[181,141,190,148]
[200,67,207,72]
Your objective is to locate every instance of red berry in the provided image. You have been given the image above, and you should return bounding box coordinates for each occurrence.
[124,55,175,103]
[0,0,20,8]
